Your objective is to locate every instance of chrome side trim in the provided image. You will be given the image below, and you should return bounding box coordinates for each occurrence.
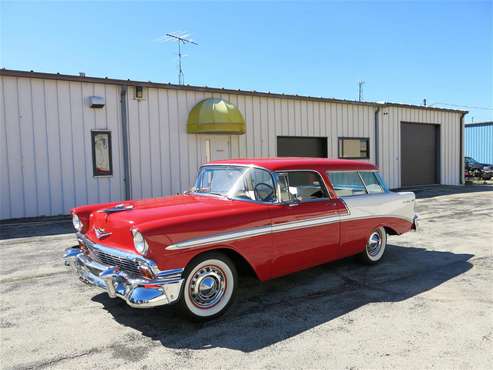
[165,213,413,250]
[166,224,273,250]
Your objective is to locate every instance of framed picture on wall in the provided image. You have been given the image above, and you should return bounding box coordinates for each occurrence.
[91,130,113,176]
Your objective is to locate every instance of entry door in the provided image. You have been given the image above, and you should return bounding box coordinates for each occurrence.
[268,171,342,278]
[200,136,232,163]
[401,122,440,186]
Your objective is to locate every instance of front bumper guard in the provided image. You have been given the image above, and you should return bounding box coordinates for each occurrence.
[412,214,419,231]
[64,247,184,308]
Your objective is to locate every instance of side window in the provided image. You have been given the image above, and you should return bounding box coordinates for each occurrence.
[359,171,385,193]
[247,168,275,202]
[328,171,367,197]
[277,171,329,201]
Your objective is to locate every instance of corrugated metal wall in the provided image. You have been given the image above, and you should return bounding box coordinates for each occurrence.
[0,76,125,219]
[465,123,493,164]
[378,106,462,189]
[126,88,376,199]
[0,74,463,220]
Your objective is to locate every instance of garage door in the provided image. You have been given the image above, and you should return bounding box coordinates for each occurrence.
[401,122,440,187]
[277,136,328,158]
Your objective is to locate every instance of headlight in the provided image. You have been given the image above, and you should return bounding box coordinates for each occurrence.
[132,229,148,255]
[72,213,83,232]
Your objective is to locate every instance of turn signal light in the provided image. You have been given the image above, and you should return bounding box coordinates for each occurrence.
[138,264,156,279]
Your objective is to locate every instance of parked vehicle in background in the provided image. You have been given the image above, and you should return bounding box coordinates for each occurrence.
[465,156,493,180]
[64,158,418,320]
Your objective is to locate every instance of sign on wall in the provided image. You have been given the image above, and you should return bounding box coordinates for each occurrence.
[91,130,113,176]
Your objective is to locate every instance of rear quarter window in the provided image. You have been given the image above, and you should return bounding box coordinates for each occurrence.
[327,171,367,197]
[359,171,384,193]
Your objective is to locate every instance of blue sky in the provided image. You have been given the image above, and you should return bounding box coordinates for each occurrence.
[1,1,492,122]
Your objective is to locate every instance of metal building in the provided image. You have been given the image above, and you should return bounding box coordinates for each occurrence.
[0,69,467,220]
[465,122,493,163]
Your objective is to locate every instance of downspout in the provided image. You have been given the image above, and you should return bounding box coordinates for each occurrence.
[459,111,468,185]
[374,105,381,168]
[120,86,131,200]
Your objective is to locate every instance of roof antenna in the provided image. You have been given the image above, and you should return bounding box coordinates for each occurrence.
[358,80,365,101]
[162,32,199,85]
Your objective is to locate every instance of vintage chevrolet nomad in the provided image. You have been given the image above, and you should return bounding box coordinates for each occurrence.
[64,158,418,320]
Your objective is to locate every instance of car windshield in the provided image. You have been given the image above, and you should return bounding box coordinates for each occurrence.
[193,165,276,202]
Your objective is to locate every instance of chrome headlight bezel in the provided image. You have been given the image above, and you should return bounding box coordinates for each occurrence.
[132,229,149,255]
[72,213,83,232]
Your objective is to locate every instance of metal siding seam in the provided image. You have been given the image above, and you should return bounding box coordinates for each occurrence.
[146,88,154,197]
[103,84,112,199]
[16,78,27,217]
[165,90,172,193]
[1,77,12,218]
[156,89,164,195]
[28,78,40,215]
[42,80,52,215]
[54,80,64,214]
[80,82,89,204]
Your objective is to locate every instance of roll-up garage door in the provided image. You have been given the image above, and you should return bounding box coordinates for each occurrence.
[277,136,328,158]
[401,122,440,186]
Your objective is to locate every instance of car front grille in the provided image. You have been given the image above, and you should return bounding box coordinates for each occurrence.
[88,248,142,277]
[79,236,142,278]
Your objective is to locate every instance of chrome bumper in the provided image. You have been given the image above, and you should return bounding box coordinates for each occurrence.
[64,246,184,308]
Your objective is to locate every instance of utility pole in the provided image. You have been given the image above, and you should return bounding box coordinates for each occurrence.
[358,81,365,101]
[165,33,199,85]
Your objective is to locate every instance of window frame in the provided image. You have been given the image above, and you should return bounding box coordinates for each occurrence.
[358,171,385,194]
[274,169,331,203]
[337,137,370,160]
[91,130,113,177]
[327,170,388,197]
[192,164,277,204]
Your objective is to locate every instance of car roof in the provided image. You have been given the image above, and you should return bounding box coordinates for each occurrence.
[207,157,377,171]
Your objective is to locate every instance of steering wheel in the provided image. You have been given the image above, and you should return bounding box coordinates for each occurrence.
[254,183,274,202]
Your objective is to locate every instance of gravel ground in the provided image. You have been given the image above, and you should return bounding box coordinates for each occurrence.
[0,186,492,369]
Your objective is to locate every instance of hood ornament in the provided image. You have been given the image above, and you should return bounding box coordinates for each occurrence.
[99,203,134,214]
[94,227,112,239]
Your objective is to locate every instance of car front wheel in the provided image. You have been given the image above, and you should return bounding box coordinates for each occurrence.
[178,252,237,321]
[359,226,387,264]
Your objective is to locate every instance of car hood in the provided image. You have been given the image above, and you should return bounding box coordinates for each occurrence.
[84,194,260,252]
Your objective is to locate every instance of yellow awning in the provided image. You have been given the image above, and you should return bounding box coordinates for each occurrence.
[187,98,246,134]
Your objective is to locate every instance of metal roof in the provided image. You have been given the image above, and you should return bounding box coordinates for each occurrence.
[465,121,493,128]
[0,68,467,114]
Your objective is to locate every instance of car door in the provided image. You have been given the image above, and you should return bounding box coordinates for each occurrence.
[269,170,342,278]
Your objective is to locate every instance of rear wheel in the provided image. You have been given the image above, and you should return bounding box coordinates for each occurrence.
[178,252,237,321]
[359,227,387,264]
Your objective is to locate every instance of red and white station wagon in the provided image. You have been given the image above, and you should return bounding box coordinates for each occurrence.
[64,158,418,320]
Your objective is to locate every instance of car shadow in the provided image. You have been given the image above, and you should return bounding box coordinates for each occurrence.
[92,244,473,353]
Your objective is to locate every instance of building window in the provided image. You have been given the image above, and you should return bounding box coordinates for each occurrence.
[338,137,369,159]
[91,131,113,177]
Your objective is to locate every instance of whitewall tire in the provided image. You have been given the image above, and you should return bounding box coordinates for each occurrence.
[179,252,237,321]
[360,226,387,264]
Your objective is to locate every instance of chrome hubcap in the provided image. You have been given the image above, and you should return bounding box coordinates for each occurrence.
[189,266,226,308]
[367,231,382,257]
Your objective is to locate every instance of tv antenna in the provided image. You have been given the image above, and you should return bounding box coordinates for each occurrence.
[164,32,199,85]
[358,80,365,101]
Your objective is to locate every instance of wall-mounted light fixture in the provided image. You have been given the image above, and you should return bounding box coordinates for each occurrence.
[88,96,105,108]
[135,86,144,100]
